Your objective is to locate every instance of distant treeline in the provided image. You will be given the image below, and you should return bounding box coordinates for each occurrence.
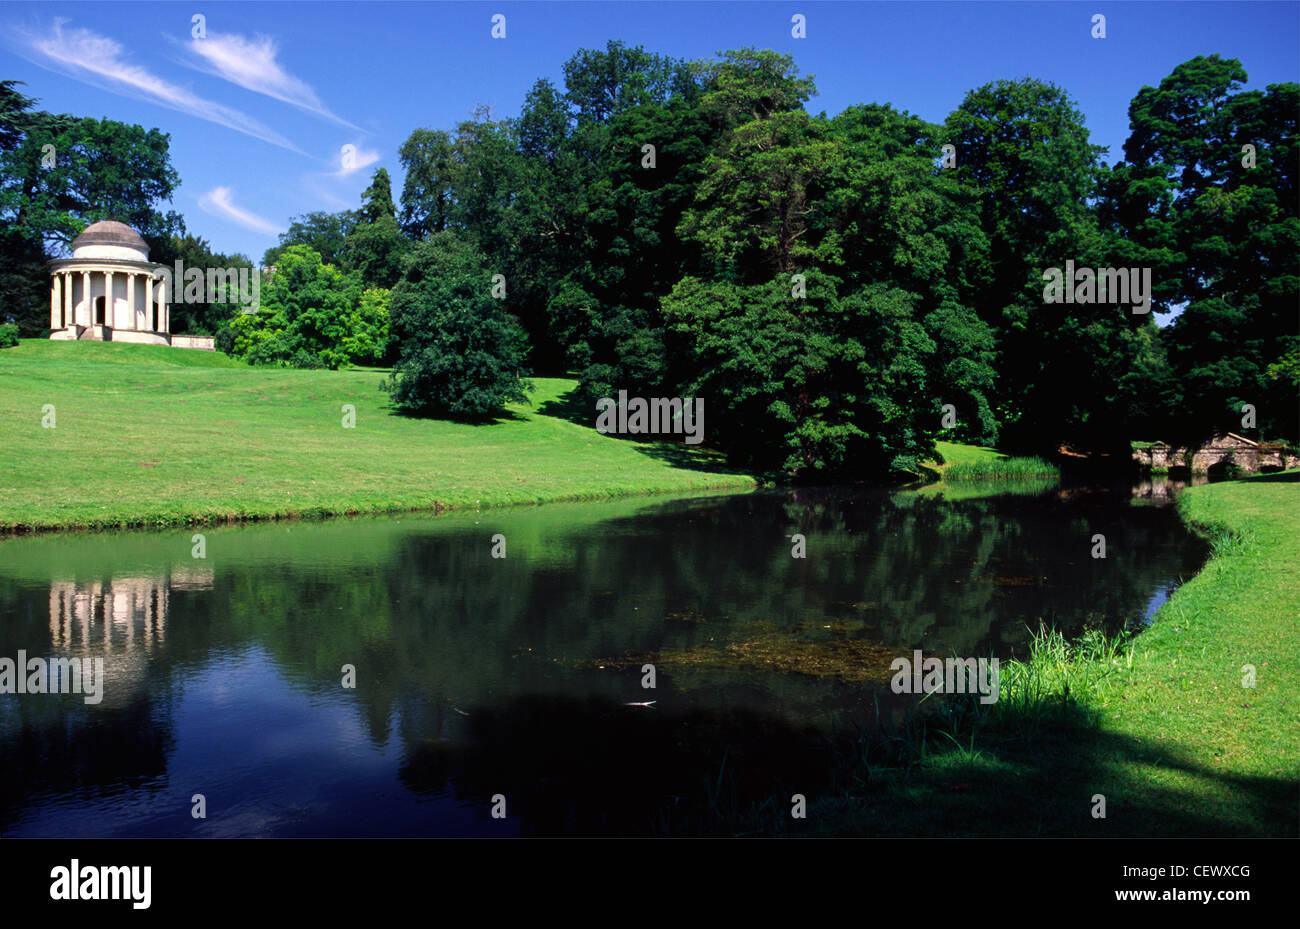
[1,44,1296,479]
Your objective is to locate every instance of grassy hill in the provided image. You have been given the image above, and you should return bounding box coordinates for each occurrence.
[0,341,754,531]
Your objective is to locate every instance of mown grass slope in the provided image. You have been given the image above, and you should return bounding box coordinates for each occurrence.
[0,340,754,531]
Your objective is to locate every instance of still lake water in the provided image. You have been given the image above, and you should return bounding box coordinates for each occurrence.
[0,482,1207,836]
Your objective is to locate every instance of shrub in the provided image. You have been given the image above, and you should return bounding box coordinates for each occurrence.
[384,232,531,417]
[222,246,366,369]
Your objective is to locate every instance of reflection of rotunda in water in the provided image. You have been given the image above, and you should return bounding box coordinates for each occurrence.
[46,568,212,708]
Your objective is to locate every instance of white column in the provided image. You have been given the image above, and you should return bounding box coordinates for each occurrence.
[104,271,114,329]
[49,588,61,648]
[160,280,169,334]
[126,273,136,330]
[63,272,72,327]
[51,275,60,329]
[80,271,91,328]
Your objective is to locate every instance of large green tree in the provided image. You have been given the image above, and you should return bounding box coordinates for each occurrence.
[0,81,182,333]
[263,210,356,268]
[663,56,997,478]
[223,244,376,369]
[342,168,409,288]
[2,113,182,248]
[546,91,715,398]
[397,128,455,239]
[1107,55,1299,443]
[384,232,531,417]
[357,167,397,224]
[519,42,703,376]
[943,78,1156,453]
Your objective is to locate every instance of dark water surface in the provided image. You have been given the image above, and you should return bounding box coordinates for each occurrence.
[0,482,1207,836]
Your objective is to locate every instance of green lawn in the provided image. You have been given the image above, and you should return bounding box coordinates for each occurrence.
[811,472,1299,836]
[929,439,1059,479]
[0,340,755,531]
[1103,474,1299,830]
[906,440,1060,501]
[932,439,1006,468]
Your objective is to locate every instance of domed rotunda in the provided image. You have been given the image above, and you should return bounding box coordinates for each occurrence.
[47,220,210,349]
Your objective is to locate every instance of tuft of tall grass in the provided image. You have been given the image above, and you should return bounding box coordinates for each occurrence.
[837,622,1132,778]
[985,623,1129,735]
[943,456,1060,480]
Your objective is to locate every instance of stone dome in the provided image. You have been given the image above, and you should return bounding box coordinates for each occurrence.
[71,221,150,261]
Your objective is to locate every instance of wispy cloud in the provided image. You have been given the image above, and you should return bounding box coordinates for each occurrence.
[181,31,360,130]
[11,19,304,153]
[198,186,283,235]
[300,176,354,211]
[333,143,381,178]
[293,144,382,217]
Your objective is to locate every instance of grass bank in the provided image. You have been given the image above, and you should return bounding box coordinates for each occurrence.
[907,440,1060,501]
[0,340,754,532]
[930,440,1059,479]
[808,472,1298,836]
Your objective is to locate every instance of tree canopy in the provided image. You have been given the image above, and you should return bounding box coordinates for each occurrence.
[3,47,1294,461]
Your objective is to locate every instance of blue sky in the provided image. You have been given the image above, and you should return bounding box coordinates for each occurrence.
[3,1,1297,262]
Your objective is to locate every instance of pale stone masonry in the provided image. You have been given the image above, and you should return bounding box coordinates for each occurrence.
[1132,433,1300,474]
[47,220,215,351]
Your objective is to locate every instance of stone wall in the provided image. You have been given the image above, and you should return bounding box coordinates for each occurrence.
[108,329,169,347]
[1132,444,1184,470]
[169,334,216,351]
[1133,436,1299,474]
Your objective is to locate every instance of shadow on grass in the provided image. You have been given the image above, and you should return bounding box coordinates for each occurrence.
[378,397,532,426]
[534,384,593,427]
[819,696,1297,837]
[1235,470,1300,483]
[391,691,1295,837]
[535,383,753,477]
[630,441,750,476]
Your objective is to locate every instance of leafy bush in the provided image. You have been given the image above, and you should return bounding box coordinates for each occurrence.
[220,246,386,369]
[0,322,19,348]
[384,232,531,417]
[343,288,393,366]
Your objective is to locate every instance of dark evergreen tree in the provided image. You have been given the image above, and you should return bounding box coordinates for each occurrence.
[384,232,531,417]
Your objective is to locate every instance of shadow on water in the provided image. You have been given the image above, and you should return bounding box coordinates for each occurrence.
[391,690,1293,837]
[399,694,832,836]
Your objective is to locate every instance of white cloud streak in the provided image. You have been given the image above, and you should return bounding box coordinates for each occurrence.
[198,186,284,235]
[11,19,304,154]
[181,31,360,131]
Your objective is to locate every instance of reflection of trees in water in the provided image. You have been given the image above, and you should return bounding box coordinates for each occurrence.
[136,488,1205,746]
[199,488,1204,749]
[770,487,1206,658]
[0,698,172,834]
[0,487,1207,834]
